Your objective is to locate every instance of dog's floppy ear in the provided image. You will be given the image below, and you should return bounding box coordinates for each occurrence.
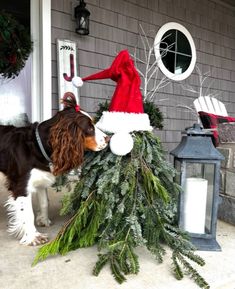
[49,114,85,176]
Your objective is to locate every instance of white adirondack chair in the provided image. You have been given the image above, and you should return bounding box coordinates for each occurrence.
[193,96,228,116]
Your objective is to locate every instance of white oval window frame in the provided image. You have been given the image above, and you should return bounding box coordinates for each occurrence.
[154,22,196,81]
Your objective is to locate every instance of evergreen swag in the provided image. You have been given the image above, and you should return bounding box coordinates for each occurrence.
[33,132,209,288]
[0,11,33,79]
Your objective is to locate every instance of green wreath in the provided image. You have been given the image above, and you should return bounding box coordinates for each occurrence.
[0,11,33,79]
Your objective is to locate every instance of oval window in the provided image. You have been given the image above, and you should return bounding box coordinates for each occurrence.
[154,22,196,81]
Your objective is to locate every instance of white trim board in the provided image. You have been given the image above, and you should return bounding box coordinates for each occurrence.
[31,0,51,122]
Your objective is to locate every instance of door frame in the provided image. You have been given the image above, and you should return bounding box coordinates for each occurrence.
[31,0,51,122]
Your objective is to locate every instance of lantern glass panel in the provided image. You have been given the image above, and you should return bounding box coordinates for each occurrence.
[185,162,215,234]
[174,159,181,184]
[177,161,215,235]
[76,15,89,35]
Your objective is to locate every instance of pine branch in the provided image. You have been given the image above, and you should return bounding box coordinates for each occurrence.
[93,253,109,276]
[175,252,210,289]
[110,254,127,284]
[172,251,184,280]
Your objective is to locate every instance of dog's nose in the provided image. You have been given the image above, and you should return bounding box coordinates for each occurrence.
[105,136,110,143]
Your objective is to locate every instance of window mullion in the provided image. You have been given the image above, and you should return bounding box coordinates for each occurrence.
[174,30,178,74]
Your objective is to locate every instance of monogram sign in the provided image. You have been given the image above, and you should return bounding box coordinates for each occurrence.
[57,39,79,110]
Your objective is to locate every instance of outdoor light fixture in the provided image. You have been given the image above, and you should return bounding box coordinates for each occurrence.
[74,0,90,35]
[171,123,224,251]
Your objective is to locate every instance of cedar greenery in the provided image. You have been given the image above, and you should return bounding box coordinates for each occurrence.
[33,132,209,288]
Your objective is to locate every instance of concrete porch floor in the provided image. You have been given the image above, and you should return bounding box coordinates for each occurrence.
[0,188,235,289]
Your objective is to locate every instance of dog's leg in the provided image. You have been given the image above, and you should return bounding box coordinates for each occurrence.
[35,188,52,227]
[5,194,48,246]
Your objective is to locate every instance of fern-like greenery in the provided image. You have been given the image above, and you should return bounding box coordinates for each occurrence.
[33,132,209,289]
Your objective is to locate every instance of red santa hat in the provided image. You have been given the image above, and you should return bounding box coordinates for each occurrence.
[72,50,152,135]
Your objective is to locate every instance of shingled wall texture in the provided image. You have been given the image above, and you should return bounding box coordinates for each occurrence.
[51,0,235,153]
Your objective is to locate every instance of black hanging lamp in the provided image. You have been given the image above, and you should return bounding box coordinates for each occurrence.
[74,0,90,35]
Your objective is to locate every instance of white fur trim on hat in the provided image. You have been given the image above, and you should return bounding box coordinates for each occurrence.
[96,111,152,133]
[72,76,84,88]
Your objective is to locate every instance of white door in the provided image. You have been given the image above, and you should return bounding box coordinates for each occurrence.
[0,58,32,125]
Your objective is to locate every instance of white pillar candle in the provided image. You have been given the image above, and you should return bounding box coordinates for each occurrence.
[183,178,208,234]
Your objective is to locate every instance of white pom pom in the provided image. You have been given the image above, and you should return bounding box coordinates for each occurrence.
[72,76,83,87]
[110,132,134,156]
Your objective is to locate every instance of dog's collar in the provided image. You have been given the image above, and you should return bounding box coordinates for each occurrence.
[35,123,53,166]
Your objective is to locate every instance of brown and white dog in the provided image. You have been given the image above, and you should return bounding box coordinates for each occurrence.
[0,95,108,245]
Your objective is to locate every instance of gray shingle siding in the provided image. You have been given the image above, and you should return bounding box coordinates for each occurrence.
[51,0,235,152]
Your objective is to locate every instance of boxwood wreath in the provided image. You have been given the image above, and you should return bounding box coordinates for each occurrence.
[0,11,33,79]
[33,131,209,288]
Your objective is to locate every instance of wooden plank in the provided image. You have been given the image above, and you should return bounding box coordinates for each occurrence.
[194,96,228,116]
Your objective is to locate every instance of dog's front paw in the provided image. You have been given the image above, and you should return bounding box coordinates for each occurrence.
[36,215,52,227]
[20,232,49,246]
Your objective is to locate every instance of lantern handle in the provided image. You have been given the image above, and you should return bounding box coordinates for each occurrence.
[184,123,213,136]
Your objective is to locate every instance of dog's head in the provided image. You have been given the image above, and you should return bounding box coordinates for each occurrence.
[49,93,108,175]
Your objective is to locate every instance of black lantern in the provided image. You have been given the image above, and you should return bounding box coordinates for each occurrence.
[74,0,90,35]
[170,123,224,251]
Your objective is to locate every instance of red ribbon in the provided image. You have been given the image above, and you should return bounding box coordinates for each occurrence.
[75,105,80,112]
